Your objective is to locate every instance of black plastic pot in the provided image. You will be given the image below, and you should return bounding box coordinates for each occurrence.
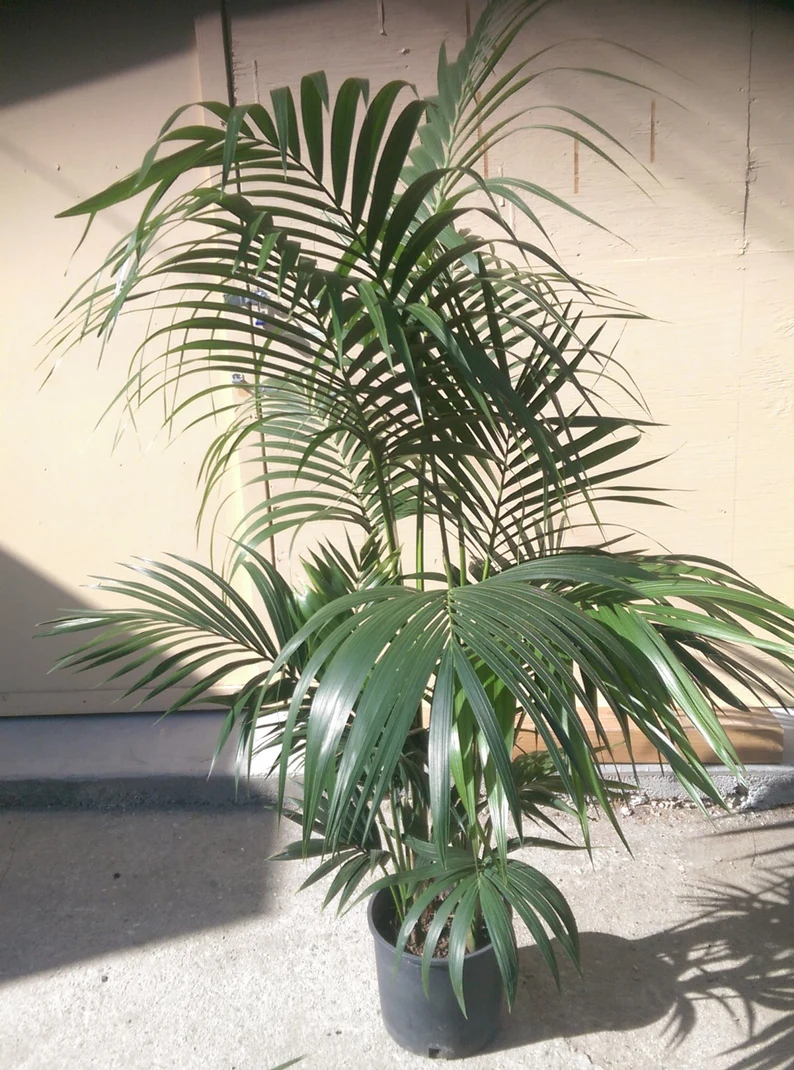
[367,888,504,1059]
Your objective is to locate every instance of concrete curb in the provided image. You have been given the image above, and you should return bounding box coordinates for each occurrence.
[602,763,794,810]
[0,776,278,810]
[2,711,793,810]
[2,764,794,810]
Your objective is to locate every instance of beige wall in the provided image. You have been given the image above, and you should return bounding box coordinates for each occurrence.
[0,1,231,714]
[230,0,794,596]
[1,0,793,715]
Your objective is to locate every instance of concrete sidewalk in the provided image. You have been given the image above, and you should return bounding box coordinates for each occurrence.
[1,804,793,1069]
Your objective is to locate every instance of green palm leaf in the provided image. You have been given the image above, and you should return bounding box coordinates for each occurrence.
[42,0,794,1020]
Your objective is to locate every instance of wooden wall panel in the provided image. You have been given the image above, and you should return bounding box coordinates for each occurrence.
[229,0,794,601]
[0,1,233,713]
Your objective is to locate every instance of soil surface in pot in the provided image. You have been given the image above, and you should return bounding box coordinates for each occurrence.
[386,894,490,958]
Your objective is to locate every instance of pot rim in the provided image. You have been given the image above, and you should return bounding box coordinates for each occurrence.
[367,886,496,966]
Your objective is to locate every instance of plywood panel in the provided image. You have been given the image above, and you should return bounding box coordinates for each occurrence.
[227,0,794,609]
[744,0,794,254]
[230,0,469,104]
[732,251,794,598]
[514,707,784,765]
[0,0,238,713]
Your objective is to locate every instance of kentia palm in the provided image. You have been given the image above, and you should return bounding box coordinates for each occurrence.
[42,0,794,1049]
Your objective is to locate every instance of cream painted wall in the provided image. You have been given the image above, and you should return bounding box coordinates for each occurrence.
[0,1,234,715]
[1,0,793,718]
[230,0,794,598]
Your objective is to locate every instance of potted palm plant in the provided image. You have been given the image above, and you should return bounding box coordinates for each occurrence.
[42,0,794,1059]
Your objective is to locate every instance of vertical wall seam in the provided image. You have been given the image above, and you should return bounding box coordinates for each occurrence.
[741,0,756,256]
[220,0,236,106]
[730,0,757,567]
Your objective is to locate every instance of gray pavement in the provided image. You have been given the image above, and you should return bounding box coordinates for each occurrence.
[1,804,793,1069]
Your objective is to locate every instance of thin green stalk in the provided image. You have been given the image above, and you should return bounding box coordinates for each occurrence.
[416,456,426,591]
[389,884,406,923]
[429,452,455,587]
[482,428,511,580]
[252,366,277,569]
[231,156,278,570]
[376,829,407,920]
[457,504,467,585]
[389,785,408,875]
[467,901,483,954]
[371,448,400,564]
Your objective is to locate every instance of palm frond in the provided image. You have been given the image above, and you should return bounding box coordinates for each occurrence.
[42,0,794,1019]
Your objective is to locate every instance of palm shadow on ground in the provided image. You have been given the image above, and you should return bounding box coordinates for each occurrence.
[493,863,794,1070]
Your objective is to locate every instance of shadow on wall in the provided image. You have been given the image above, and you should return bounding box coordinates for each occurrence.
[0,546,99,716]
[0,0,430,108]
[0,808,277,985]
[0,0,460,108]
[0,546,212,717]
[0,0,198,107]
[495,851,794,1070]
